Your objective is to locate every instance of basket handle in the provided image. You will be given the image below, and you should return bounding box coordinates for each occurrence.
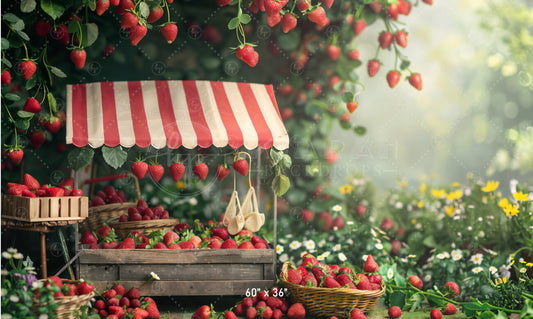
[84,173,141,201]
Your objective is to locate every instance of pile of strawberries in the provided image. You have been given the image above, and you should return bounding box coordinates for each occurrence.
[116,199,170,221]
[90,185,132,207]
[92,283,160,319]
[6,174,83,198]
[284,253,383,290]
[33,275,95,298]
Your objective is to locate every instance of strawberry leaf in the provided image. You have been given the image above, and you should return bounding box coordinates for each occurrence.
[102,146,128,169]
[68,147,94,171]
[228,17,240,30]
[47,92,57,113]
[20,0,36,13]
[239,13,251,24]
[139,2,150,19]
[50,66,67,78]
[17,110,33,118]
[40,0,65,20]
[341,91,354,103]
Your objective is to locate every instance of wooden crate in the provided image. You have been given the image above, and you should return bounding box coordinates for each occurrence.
[77,249,276,296]
[2,195,89,222]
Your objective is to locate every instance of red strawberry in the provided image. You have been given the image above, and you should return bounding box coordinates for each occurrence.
[444,303,457,315]
[387,71,401,88]
[350,307,367,319]
[211,228,230,241]
[287,303,305,319]
[218,0,231,6]
[95,0,110,15]
[133,307,149,319]
[301,209,314,222]
[77,281,95,294]
[353,20,366,35]
[44,117,61,133]
[117,0,135,14]
[225,311,238,319]
[112,283,126,296]
[367,59,380,77]
[102,288,117,299]
[430,309,442,319]
[264,0,288,15]
[297,0,309,11]
[18,60,37,80]
[23,174,40,190]
[149,163,164,182]
[131,160,149,179]
[146,300,161,319]
[408,73,423,90]
[163,231,179,246]
[335,274,353,287]
[30,130,46,149]
[326,45,341,61]
[322,0,334,8]
[347,101,358,113]
[153,242,168,249]
[221,239,238,249]
[272,309,282,319]
[307,6,327,26]
[192,163,208,180]
[47,187,65,197]
[128,24,148,46]
[161,23,178,44]
[408,275,423,289]
[423,0,433,4]
[51,24,69,45]
[47,276,63,289]
[387,3,399,20]
[117,237,136,249]
[81,231,98,244]
[147,7,163,23]
[21,189,36,198]
[215,164,230,181]
[108,306,125,318]
[444,281,460,297]
[1,70,11,85]
[233,158,248,176]
[395,31,408,48]
[323,276,341,288]
[378,32,394,49]
[287,268,302,284]
[192,305,212,319]
[243,297,253,308]
[102,241,118,249]
[267,12,282,27]
[398,0,412,15]
[34,20,51,37]
[70,49,87,69]
[236,45,259,67]
[126,287,140,299]
[364,254,379,273]
[121,12,139,29]
[176,241,192,249]
[368,274,382,285]
[388,306,401,318]
[95,299,105,310]
[282,13,297,33]
[260,306,273,319]
[168,161,185,182]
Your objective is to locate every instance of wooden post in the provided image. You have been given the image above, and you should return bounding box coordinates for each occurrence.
[40,232,47,279]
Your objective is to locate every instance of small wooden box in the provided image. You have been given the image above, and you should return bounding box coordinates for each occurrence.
[77,249,276,296]
[2,195,89,222]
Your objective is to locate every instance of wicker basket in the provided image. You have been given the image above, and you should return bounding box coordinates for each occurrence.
[79,173,140,233]
[108,218,180,238]
[32,279,95,319]
[280,262,385,318]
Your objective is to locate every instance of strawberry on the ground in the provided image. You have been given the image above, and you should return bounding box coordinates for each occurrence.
[408,73,423,90]
[70,49,87,69]
[430,309,442,319]
[120,296,130,307]
[236,45,259,67]
[387,71,401,88]
[77,280,95,294]
[23,98,41,113]
[233,157,249,176]
[95,299,105,310]
[7,149,23,165]
[1,70,11,85]
[192,305,212,319]
[287,303,305,319]
[408,275,423,289]
[353,20,366,35]
[161,23,178,44]
[192,163,209,180]
[145,299,160,319]
[23,174,40,190]
[128,24,148,46]
[148,162,164,182]
[260,306,273,319]
[395,30,408,48]
[350,307,367,319]
[102,288,117,299]
[364,254,379,273]
[131,160,149,179]
[133,307,149,319]
[444,303,457,315]
[126,287,140,299]
[112,283,126,296]
[388,306,402,318]
[367,59,380,77]
[215,164,230,181]
[378,32,394,49]
[18,60,37,80]
[108,306,125,318]
[282,13,297,33]
[266,296,283,309]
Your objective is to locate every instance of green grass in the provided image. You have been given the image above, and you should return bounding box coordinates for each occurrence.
[366,304,468,319]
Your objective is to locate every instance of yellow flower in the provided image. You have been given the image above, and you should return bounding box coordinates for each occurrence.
[482,196,488,204]
[481,180,499,193]
[176,180,186,190]
[266,201,272,211]
[526,263,533,268]
[503,204,519,217]
[339,184,353,195]
[445,206,455,217]
[431,189,446,198]
[411,218,417,225]
[419,183,427,194]
[399,180,408,188]
[451,182,461,188]
[513,191,531,201]
[446,190,463,200]
[494,277,507,285]
[417,200,424,208]
[498,198,509,208]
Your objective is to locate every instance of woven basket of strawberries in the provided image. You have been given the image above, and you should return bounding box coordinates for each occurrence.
[80,173,141,233]
[32,276,95,319]
[107,199,179,238]
[279,254,385,319]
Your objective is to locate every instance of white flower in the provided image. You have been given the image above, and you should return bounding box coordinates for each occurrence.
[408,254,417,259]
[478,231,485,238]
[371,229,377,237]
[363,254,368,262]
[12,253,23,260]
[279,254,289,263]
[303,240,315,250]
[1,270,8,276]
[32,281,44,289]
[346,221,354,225]
[489,266,498,275]
[188,198,198,206]
[520,268,527,274]
[276,245,284,254]
[1,252,11,259]
[467,226,472,231]
[424,275,431,281]
[318,239,326,248]
[333,244,341,252]
[395,202,403,209]
[38,315,48,319]
[470,253,483,265]
[346,239,354,245]
[436,253,447,260]
[285,234,293,239]
[1,288,7,297]
[150,272,160,281]
[332,204,342,212]
[289,241,302,250]
[452,249,463,261]
[387,268,394,280]
[375,243,383,250]
[7,248,17,254]
[9,295,19,303]
[338,253,347,262]
[444,252,451,258]
[317,252,330,261]
[2,314,13,319]
[472,267,484,274]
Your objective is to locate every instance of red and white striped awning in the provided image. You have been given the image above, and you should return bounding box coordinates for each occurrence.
[66,80,289,150]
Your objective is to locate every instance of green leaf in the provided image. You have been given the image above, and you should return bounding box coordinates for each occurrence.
[339,120,352,130]
[272,173,290,197]
[270,148,283,166]
[21,0,37,12]
[68,19,81,34]
[68,147,94,171]
[15,119,30,130]
[228,17,240,30]
[81,23,99,47]
[1,38,10,50]
[406,292,423,312]
[280,154,292,171]
[5,93,20,101]
[25,76,37,90]
[2,58,12,68]
[239,14,251,24]
[11,19,26,31]
[361,7,378,25]
[40,0,65,20]
[50,66,67,78]
[144,0,160,10]
[139,2,150,19]
[102,146,128,169]
[15,30,30,41]
[87,0,96,11]
[277,32,299,51]
[353,126,367,136]
[388,291,406,308]
[3,13,21,24]
[341,92,354,103]
[47,92,57,113]
[400,59,411,70]
[422,235,436,248]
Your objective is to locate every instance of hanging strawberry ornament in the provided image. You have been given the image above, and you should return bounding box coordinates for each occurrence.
[215,161,230,181]
[148,153,164,182]
[169,156,185,182]
[233,154,249,176]
[193,162,209,181]
[131,154,149,179]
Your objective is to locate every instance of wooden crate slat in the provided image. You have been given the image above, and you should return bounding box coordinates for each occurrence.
[1,195,89,222]
[118,264,264,281]
[79,264,119,281]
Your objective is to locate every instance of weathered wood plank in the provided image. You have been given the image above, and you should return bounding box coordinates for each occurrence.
[92,280,276,296]
[79,264,119,281]
[118,264,264,281]
[78,249,276,264]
